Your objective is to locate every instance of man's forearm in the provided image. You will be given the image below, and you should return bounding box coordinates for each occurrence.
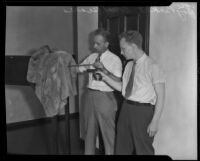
[151,102,164,124]
[151,83,165,123]
[101,68,121,82]
[102,73,122,91]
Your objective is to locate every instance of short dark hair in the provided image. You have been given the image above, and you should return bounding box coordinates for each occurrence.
[93,28,111,43]
[119,30,143,49]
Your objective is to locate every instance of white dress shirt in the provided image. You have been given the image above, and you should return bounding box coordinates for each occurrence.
[122,53,166,105]
[79,50,122,92]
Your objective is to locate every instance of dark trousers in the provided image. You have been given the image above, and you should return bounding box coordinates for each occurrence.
[115,100,155,155]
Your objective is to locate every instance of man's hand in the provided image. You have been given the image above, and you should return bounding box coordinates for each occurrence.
[93,61,105,70]
[147,120,159,137]
[93,62,111,76]
[95,70,122,91]
[147,83,165,137]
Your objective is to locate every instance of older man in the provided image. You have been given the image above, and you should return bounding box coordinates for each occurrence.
[78,28,122,155]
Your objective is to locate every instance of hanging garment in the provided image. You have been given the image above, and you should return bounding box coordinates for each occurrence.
[27,46,77,117]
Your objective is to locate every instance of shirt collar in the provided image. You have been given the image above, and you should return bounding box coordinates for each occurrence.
[99,49,109,59]
[136,53,147,65]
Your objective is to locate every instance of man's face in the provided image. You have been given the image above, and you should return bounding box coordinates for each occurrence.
[93,35,109,54]
[120,38,135,60]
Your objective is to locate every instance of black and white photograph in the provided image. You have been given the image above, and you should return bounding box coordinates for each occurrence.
[4,3,197,159]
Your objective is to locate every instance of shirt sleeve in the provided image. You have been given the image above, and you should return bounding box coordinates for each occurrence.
[111,57,122,78]
[78,55,91,72]
[151,63,166,84]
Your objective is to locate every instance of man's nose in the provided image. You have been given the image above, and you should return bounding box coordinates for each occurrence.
[94,44,97,48]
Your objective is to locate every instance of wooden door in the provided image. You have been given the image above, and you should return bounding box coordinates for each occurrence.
[99,7,150,65]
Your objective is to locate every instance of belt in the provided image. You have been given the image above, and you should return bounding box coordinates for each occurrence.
[125,100,154,107]
[88,88,113,93]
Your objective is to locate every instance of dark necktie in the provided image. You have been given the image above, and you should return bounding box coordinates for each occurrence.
[92,54,101,80]
[125,60,136,99]
[95,54,101,63]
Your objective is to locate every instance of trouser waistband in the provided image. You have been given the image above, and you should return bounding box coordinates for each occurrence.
[125,100,155,107]
[88,88,113,93]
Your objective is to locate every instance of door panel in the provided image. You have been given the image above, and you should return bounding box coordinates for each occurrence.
[108,17,121,56]
[99,6,150,57]
[126,15,139,31]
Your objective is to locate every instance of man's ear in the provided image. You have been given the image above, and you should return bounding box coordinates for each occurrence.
[131,43,137,48]
[105,42,109,48]
[131,43,138,52]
